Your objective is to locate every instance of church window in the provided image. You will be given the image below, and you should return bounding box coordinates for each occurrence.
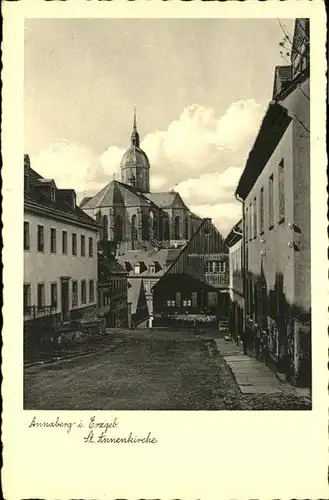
[163,215,170,241]
[184,216,189,239]
[103,215,108,241]
[115,214,123,242]
[174,216,180,240]
[142,213,149,240]
[131,214,137,241]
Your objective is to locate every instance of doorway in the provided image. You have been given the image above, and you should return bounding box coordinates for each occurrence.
[61,280,70,321]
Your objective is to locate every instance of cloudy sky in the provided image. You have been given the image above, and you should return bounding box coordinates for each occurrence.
[25,18,294,235]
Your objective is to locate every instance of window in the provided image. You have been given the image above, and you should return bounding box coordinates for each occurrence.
[174,216,180,240]
[50,283,58,308]
[37,225,44,252]
[205,261,226,273]
[184,217,189,239]
[208,292,218,307]
[81,235,85,256]
[134,264,140,274]
[278,160,285,222]
[23,284,31,313]
[149,264,155,274]
[50,228,56,253]
[253,197,257,238]
[182,298,192,307]
[259,188,264,234]
[89,280,94,302]
[72,281,78,307]
[72,233,77,255]
[115,214,124,242]
[166,300,175,307]
[81,280,86,304]
[89,237,93,257]
[37,283,45,309]
[269,174,274,228]
[192,292,198,308]
[175,292,181,307]
[249,203,252,240]
[245,207,249,242]
[62,231,68,254]
[24,221,30,250]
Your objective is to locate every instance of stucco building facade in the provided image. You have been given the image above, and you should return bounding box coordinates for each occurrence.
[235,19,310,386]
[24,155,99,336]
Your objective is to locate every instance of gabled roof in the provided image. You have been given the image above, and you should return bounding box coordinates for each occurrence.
[272,65,292,99]
[81,180,159,210]
[117,248,181,278]
[98,253,127,282]
[235,102,292,200]
[225,219,243,247]
[145,191,188,209]
[24,155,99,230]
[153,218,227,290]
[128,278,148,316]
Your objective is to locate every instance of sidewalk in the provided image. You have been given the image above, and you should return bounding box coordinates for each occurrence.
[215,338,311,400]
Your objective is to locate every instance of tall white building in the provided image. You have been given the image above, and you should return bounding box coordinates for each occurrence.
[24,154,100,329]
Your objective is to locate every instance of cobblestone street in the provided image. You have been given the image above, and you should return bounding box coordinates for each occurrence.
[24,329,311,410]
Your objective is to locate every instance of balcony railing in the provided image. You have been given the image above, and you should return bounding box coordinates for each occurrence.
[24,305,58,321]
[205,273,229,286]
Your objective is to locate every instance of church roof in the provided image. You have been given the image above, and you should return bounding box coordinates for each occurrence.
[145,191,188,209]
[120,146,150,171]
[81,180,157,210]
[120,109,150,171]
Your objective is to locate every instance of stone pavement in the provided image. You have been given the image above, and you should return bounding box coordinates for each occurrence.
[215,338,290,395]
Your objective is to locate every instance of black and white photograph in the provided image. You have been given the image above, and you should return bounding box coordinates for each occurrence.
[23,17,313,411]
[2,1,328,498]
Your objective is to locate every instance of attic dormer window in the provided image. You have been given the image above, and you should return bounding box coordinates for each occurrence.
[51,187,56,202]
[72,195,76,210]
[134,264,140,274]
[149,264,155,274]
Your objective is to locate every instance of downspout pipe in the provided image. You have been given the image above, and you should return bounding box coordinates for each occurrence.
[235,191,246,329]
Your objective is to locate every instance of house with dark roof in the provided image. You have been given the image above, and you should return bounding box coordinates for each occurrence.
[127,279,149,329]
[235,18,310,387]
[117,247,182,321]
[24,154,100,342]
[97,252,129,328]
[80,110,203,255]
[225,220,244,343]
[152,218,229,329]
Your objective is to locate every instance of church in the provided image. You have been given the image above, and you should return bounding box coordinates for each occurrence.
[80,111,203,255]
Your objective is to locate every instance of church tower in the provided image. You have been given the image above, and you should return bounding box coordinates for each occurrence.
[120,109,150,193]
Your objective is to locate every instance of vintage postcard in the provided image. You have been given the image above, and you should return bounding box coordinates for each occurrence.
[2,0,328,498]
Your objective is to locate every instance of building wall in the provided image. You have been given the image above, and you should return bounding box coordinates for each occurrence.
[281,79,310,312]
[229,238,243,299]
[244,123,295,305]
[24,211,98,318]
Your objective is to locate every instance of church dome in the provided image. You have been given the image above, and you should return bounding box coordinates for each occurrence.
[120,146,150,170]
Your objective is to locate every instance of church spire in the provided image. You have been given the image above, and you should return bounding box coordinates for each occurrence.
[131,106,140,148]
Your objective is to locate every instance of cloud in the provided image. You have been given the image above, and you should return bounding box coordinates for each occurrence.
[190,202,242,236]
[174,167,242,206]
[30,141,105,193]
[29,100,263,233]
[140,100,264,185]
[100,146,126,177]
